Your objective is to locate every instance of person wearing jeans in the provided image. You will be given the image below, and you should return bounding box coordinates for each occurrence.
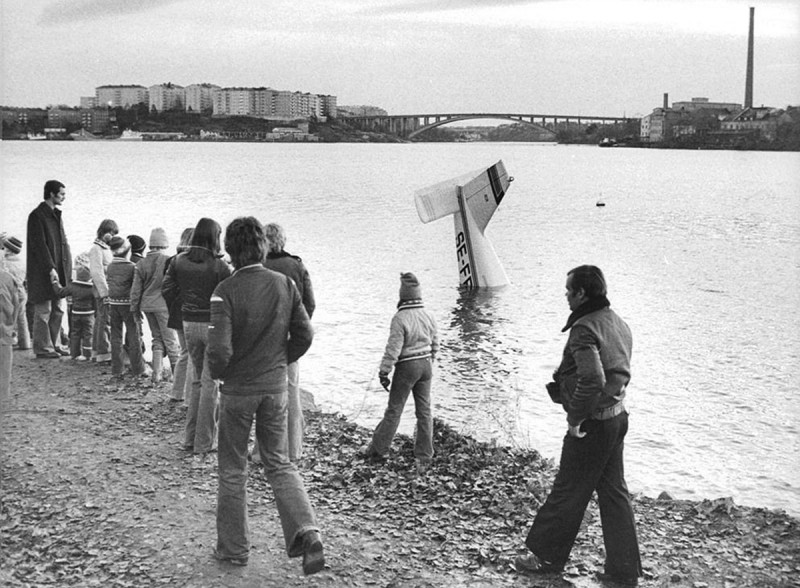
[207,216,323,574]
[88,219,118,363]
[363,272,438,474]
[165,227,195,403]
[252,222,316,463]
[162,218,230,457]
[182,320,218,453]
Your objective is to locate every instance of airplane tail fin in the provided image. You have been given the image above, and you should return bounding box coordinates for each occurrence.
[414,166,487,223]
[414,160,513,289]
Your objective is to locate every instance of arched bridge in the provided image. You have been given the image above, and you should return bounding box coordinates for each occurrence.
[344,112,638,139]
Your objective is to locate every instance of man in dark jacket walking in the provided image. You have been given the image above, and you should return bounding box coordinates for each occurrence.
[515,265,642,586]
[207,216,324,575]
[27,180,72,358]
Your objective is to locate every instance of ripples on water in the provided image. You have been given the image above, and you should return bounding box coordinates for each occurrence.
[1,142,798,515]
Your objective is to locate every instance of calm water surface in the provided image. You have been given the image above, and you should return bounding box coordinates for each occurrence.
[2,141,798,515]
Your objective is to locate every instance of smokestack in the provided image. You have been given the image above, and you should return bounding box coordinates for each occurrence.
[663,93,669,110]
[744,7,754,109]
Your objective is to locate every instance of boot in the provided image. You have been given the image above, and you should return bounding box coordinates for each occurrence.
[152,349,163,384]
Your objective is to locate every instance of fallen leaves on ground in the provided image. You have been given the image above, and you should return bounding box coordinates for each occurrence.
[1,358,799,587]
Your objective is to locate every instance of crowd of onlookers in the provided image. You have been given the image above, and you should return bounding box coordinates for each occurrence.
[0,180,330,574]
[0,180,643,584]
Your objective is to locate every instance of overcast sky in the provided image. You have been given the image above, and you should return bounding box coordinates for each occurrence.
[1,0,798,117]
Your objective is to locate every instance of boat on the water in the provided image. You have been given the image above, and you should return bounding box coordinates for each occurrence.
[70,129,100,141]
[598,137,617,147]
[27,133,46,141]
[117,129,143,141]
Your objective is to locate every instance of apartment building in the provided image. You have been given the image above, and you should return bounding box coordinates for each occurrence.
[96,85,149,108]
[213,87,254,116]
[213,87,336,120]
[185,83,220,113]
[253,88,277,118]
[81,108,111,133]
[47,107,82,127]
[319,95,337,119]
[149,83,185,112]
[91,82,337,121]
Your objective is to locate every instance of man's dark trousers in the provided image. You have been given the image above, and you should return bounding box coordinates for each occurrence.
[525,412,641,578]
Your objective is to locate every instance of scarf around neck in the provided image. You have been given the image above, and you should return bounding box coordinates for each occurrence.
[561,295,611,332]
[397,298,424,310]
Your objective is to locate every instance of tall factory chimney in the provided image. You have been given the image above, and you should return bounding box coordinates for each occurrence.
[663,93,669,110]
[744,7,754,109]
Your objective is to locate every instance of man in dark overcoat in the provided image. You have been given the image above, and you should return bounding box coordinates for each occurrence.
[26,180,72,358]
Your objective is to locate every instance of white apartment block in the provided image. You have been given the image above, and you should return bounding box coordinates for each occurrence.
[96,85,149,108]
[149,83,185,112]
[213,87,336,120]
[213,87,254,116]
[185,83,220,113]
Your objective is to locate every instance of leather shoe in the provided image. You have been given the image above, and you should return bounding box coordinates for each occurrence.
[35,351,61,359]
[514,553,562,574]
[301,530,325,575]
[596,571,639,586]
[55,347,70,356]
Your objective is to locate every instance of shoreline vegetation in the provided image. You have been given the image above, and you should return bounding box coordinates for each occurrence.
[1,352,798,587]
[3,110,800,150]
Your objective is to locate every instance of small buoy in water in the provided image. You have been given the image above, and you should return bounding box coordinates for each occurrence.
[596,200,605,207]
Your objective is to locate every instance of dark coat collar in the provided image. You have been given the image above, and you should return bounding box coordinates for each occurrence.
[561,295,611,332]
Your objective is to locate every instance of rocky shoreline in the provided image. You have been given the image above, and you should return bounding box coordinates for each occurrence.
[1,353,798,587]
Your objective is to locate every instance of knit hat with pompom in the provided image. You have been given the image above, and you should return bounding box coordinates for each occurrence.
[399,272,421,301]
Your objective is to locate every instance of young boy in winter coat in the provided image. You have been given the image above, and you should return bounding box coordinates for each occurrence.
[53,264,95,360]
[106,236,146,377]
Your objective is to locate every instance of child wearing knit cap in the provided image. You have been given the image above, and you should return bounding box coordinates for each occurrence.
[0,234,30,350]
[362,272,439,475]
[52,264,95,360]
[128,234,147,265]
[131,227,180,384]
[106,236,146,377]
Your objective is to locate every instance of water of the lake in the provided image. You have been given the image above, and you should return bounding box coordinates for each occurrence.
[2,140,798,515]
